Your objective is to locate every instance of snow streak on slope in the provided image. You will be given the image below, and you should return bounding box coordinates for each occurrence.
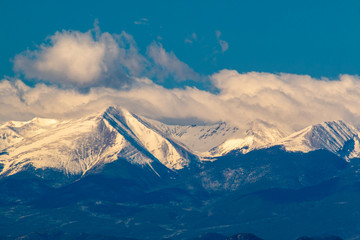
[275,120,360,159]
[0,107,190,176]
[103,107,189,170]
[2,105,360,178]
[0,113,124,175]
[0,118,58,150]
[147,121,243,153]
[144,118,288,157]
[209,120,288,156]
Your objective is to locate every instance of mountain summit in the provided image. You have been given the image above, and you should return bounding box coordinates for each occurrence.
[1,106,359,178]
[274,120,360,159]
[0,107,191,177]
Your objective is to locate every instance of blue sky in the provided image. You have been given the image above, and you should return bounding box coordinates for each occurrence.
[2,0,360,130]
[2,0,360,85]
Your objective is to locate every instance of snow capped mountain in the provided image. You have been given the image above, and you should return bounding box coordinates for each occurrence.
[274,120,360,159]
[103,107,190,170]
[148,121,243,153]
[1,106,360,179]
[2,106,360,240]
[148,119,288,157]
[0,118,59,150]
[209,120,288,156]
[0,107,191,177]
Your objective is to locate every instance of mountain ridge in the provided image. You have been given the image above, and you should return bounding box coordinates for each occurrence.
[0,107,358,240]
[1,106,359,178]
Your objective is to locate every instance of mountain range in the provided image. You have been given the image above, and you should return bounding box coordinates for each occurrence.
[1,106,359,177]
[0,106,359,240]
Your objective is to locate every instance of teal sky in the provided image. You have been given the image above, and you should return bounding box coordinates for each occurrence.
[2,0,360,88]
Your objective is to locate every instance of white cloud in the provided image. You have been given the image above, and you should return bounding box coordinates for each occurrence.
[13,28,200,88]
[210,70,360,130]
[215,30,229,53]
[2,71,360,134]
[13,29,133,89]
[8,28,360,132]
[14,31,106,86]
[147,42,200,81]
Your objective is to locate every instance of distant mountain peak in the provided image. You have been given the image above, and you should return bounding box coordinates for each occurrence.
[274,120,360,159]
[0,106,191,177]
[209,120,287,156]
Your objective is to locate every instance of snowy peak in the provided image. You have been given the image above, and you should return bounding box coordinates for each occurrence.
[147,118,288,157]
[245,120,288,144]
[275,120,360,158]
[147,121,243,153]
[0,106,191,177]
[1,112,118,176]
[2,106,360,178]
[209,120,288,156]
[103,107,189,170]
[0,117,59,150]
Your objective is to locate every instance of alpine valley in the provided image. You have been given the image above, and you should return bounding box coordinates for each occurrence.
[1,106,359,240]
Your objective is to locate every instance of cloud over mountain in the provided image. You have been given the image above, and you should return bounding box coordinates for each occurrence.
[2,70,360,134]
[4,27,360,132]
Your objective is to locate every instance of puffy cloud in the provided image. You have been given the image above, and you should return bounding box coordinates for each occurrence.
[13,28,200,88]
[0,77,214,123]
[2,70,360,133]
[14,31,107,87]
[7,28,360,131]
[211,70,360,130]
[147,42,200,81]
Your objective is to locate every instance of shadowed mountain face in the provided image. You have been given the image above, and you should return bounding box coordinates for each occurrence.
[192,232,264,240]
[8,231,344,240]
[9,231,138,240]
[0,107,359,240]
[296,237,344,240]
[226,233,264,240]
[0,147,356,240]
